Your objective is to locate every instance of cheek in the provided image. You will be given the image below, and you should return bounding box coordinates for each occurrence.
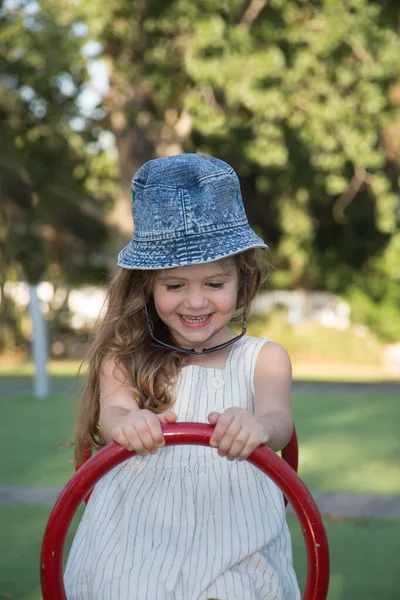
[152,288,164,317]
[153,289,177,318]
[217,288,238,313]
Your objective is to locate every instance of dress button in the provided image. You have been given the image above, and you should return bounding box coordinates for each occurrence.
[211,376,224,390]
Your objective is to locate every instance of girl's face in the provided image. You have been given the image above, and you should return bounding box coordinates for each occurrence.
[152,260,239,352]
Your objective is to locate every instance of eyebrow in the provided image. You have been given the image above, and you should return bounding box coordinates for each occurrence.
[155,271,233,281]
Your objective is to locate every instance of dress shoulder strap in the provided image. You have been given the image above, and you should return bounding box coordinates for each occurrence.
[229,336,271,400]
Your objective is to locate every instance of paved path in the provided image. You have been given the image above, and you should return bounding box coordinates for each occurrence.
[1,485,399,518]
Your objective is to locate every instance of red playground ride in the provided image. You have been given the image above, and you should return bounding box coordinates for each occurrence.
[40,423,329,599]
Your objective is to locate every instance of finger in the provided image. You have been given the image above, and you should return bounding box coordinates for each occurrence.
[237,436,260,461]
[210,412,236,447]
[112,426,135,451]
[124,426,148,455]
[208,411,220,425]
[208,413,220,445]
[225,435,249,461]
[135,418,162,453]
[217,421,244,456]
[158,411,178,424]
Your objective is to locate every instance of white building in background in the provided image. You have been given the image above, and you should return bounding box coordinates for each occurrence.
[1,281,107,331]
[67,287,107,329]
[252,290,351,330]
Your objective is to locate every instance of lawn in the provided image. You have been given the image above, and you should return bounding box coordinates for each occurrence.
[0,506,398,600]
[1,376,399,494]
[292,391,400,495]
[0,368,399,599]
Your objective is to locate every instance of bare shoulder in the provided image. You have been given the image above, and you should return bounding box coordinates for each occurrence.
[255,340,292,378]
[100,354,128,381]
[99,355,137,410]
[253,340,292,415]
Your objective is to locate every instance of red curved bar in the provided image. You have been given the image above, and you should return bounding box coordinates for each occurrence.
[281,427,299,506]
[282,427,299,473]
[41,423,329,600]
[77,426,300,506]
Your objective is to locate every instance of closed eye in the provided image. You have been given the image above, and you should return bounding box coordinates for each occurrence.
[207,282,224,289]
[166,284,183,291]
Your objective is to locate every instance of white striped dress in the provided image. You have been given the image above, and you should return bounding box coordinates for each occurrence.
[64,336,300,599]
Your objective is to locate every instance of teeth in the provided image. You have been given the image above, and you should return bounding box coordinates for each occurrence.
[181,315,209,323]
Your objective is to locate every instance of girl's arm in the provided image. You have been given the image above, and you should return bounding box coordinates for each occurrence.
[208,341,293,460]
[98,357,177,454]
[98,356,141,444]
[253,341,294,452]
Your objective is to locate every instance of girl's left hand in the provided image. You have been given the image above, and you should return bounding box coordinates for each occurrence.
[208,408,268,461]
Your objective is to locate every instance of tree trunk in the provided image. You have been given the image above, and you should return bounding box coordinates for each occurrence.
[28,284,50,398]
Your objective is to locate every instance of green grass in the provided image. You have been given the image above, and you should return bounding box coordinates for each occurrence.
[1,380,399,494]
[0,505,82,600]
[1,366,399,600]
[292,365,400,383]
[0,360,87,377]
[246,313,387,367]
[289,515,400,600]
[1,355,399,382]
[292,392,400,495]
[0,387,77,486]
[0,505,398,600]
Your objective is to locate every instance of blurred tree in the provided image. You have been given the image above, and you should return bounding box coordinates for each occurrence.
[77,0,195,250]
[2,0,400,345]
[1,0,115,287]
[183,1,400,282]
[78,0,400,339]
[0,0,117,390]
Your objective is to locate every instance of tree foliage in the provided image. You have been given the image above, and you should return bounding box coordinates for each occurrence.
[2,0,400,343]
[81,0,400,339]
[0,0,116,287]
[183,1,400,286]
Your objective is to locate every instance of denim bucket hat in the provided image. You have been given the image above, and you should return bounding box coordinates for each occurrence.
[117,154,268,270]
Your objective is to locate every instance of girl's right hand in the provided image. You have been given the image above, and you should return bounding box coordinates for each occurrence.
[111,409,177,455]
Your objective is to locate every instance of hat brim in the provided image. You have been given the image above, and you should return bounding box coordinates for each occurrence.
[117,225,268,270]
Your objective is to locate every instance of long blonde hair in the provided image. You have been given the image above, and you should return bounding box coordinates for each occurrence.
[74,249,265,464]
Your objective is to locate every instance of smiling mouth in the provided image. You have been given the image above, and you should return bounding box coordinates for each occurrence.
[179,314,212,325]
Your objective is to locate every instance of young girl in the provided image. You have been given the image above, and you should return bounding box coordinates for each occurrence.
[64,154,300,600]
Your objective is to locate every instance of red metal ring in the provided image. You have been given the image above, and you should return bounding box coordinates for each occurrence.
[41,423,329,600]
[77,427,299,506]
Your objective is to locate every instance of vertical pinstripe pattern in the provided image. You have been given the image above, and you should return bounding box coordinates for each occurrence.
[64,337,300,599]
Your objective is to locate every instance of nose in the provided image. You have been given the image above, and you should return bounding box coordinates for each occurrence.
[183,287,209,311]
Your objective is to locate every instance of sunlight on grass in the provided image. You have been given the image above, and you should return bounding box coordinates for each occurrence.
[292,392,400,495]
[1,383,399,494]
[292,364,400,382]
[299,446,400,495]
[0,360,87,377]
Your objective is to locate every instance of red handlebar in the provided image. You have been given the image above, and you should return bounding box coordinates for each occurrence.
[40,423,329,600]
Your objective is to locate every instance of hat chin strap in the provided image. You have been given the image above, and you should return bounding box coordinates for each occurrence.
[143,273,247,356]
